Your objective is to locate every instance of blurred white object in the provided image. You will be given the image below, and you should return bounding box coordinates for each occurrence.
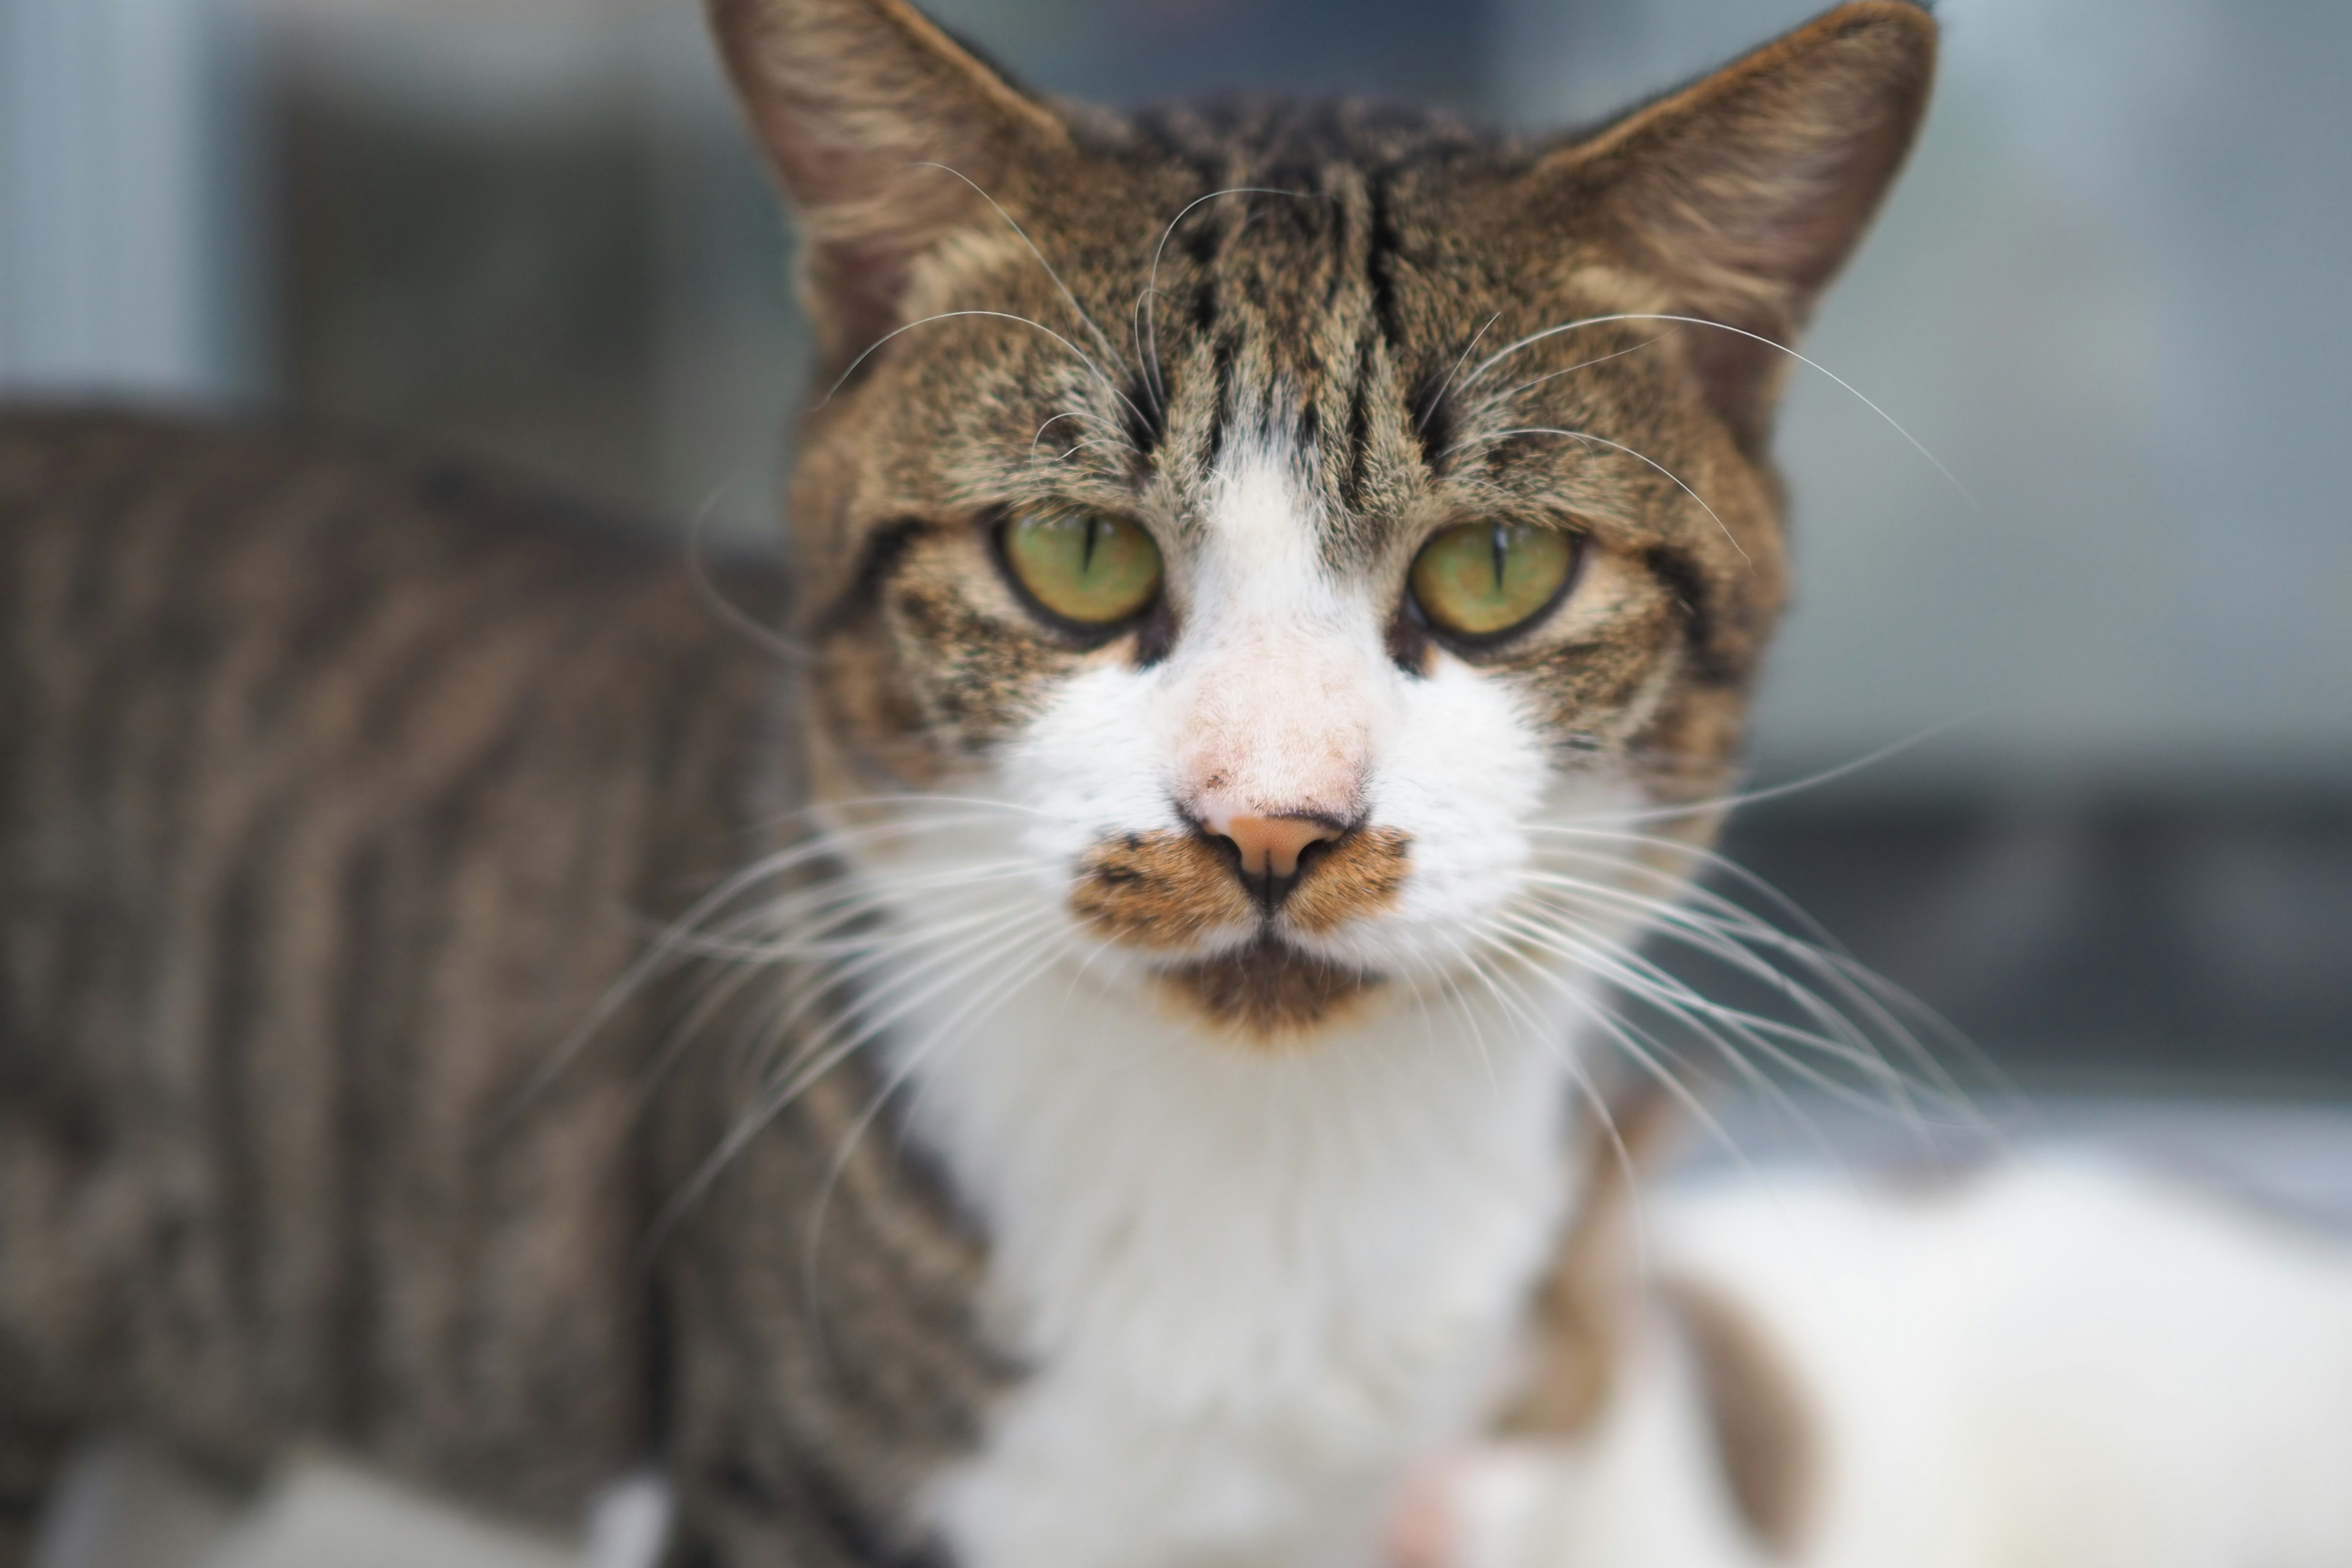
[0,0,266,400]
[34,1449,597,1568]
[1436,1157,2352,1568]
[32,1443,239,1568]
[582,1472,672,1568]
[188,1461,581,1568]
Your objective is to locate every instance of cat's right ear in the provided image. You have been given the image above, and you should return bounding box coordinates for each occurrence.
[704,0,1071,369]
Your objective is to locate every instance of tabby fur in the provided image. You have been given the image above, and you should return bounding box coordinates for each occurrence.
[0,2,1934,1564]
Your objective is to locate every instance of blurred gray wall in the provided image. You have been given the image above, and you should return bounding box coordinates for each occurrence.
[0,0,268,398]
[3,0,2348,791]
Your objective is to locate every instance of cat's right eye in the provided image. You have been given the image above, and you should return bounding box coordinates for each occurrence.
[998,509,1164,629]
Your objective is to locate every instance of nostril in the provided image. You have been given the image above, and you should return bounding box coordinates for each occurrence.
[1291,834,1337,883]
[1202,812,1346,902]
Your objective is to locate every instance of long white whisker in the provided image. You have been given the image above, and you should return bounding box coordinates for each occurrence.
[1457,937,1664,1269]
[1523,846,1984,1100]
[1475,334,1670,415]
[1560,715,1983,828]
[1509,880,1921,1092]
[1455,425,1747,564]
[818,309,1140,431]
[1029,408,1133,467]
[1498,903,1945,1140]
[798,929,1077,1339]
[1139,186,1321,410]
[651,909,1063,1242]
[909,161,1131,378]
[742,903,1060,1089]
[1459,311,1972,507]
[682,474,812,666]
[1479,927,1758,1177]
[1417,311,1501,434]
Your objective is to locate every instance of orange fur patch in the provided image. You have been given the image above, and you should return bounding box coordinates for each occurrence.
[1068,829,1253,950]
[1283,826,1412,936]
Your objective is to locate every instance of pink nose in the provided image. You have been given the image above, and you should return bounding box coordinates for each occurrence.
[1204,809,1343,881]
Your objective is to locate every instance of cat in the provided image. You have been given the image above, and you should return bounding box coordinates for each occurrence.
[0,2,1944,1566]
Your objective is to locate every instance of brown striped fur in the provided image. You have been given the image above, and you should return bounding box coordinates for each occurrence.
[0,413,1002,1565]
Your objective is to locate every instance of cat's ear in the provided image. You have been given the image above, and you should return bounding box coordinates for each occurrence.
[705,0,1071,368]
[1534,2,1936,447]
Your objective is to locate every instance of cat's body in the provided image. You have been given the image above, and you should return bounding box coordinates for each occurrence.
[0,3,1991,1566]
[0,413,1008,1565]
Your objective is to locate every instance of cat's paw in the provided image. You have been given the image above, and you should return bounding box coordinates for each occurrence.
[1385,1447,1563,1568]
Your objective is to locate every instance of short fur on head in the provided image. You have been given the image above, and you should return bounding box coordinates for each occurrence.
[709,0,1934,1045]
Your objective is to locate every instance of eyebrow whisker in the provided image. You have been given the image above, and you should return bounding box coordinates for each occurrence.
[1453,424,1750,565]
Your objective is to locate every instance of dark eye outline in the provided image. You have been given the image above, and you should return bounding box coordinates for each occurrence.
[989,508,1167,645]
[1403,519,1585,654]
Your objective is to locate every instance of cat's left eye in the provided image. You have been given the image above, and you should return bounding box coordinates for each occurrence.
[1409,521,1577,643]
[999,509,1164,628]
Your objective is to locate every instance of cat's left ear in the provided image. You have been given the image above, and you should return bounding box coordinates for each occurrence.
[1532,2,1936,448]
[705,0,1072,369]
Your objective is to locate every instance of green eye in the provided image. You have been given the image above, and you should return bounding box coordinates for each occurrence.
[1409,521,1576,641]
[1000,509,1164,627]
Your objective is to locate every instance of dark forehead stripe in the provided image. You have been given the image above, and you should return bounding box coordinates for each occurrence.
[1111,99,1482,529]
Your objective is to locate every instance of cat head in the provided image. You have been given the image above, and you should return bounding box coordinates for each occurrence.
[708,0,1934,1045]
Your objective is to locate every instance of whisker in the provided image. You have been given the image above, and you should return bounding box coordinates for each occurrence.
[1523,844,1990,1100]
[1028,408,1134,467]
[649,908,1065,1246]
[818,309,1143,436]
[1449,424,1747,564]
[1496,902,1956,1149]
[1457,311,1972,507]
[681,473,812,667]
[1417,311,1501,434]
[909,160,1131,381]
[1510,875,1929,1091]
[1472,334,1671,416]
[1474,923,1762,1181]
[738,901,1058,1089]
[797,929,1079,1344]
[1448,938,1663,1268]
[1137,186,1324,412]
[1544,716,1982,829]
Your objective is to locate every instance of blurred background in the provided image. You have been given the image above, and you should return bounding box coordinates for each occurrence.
[2,0,2347,1096]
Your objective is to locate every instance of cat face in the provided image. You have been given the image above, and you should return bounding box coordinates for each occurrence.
[710,0,1934,1043]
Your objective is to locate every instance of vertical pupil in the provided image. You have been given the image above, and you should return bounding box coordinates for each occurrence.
[1081,516,1101,574]
[1490,526,1509,592]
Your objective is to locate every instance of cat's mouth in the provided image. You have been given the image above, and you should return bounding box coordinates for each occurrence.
[1065,824,1411,1039]
[1154,937,1385,1043]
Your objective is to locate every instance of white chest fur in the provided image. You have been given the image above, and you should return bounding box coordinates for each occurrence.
[891,979,1581,1568]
